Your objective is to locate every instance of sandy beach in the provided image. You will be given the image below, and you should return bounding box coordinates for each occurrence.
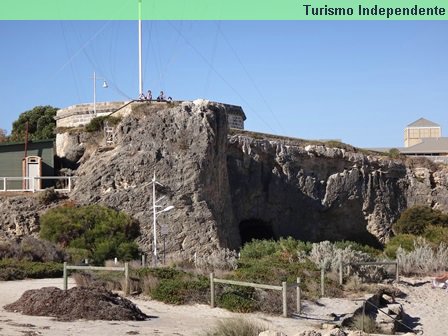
[0,277,446,335]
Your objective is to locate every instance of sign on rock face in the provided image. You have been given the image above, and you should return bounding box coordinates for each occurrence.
[160,224,169,236]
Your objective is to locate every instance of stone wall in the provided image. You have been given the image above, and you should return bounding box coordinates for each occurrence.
[55,100,246,130]
[55,101,132,128]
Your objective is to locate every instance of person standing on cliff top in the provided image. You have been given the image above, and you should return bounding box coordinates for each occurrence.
[146,90,152,101]
[157,91,166,101]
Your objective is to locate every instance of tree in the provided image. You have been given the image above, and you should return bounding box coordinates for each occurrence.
[10,105,58,142]
[388,148,401,159]
[0,129,8,143]
[40,205,140,265]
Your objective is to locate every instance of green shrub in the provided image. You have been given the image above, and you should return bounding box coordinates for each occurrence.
[236,238,332,300]
[133,267,209,304]
[201,318,266,336]
[333,240,381,256]
[0,259,63,280]
[423,225,448,245]
[0,267,27,281]
[387,148,401,159]
[66,247,89,264]
[217,286,257,313]
[393,206,448,235]
[384,234,416,259]
[239,239,278,259]
[85,116,121,132]
[40,204,140,265]
[151,277,208,305]
[151,278,188,304]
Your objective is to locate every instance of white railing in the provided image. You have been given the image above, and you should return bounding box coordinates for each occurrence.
[0,176,75,193]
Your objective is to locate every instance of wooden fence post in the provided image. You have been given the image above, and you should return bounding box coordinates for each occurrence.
[282,281,287,318]
[395,261,399,282]
[141,254,146,267]
[339,254,343,285]
[124,262,129,296]
[210,273,215,308]
[361,300,366,332]
[63,262,68,291]
[321,267,325,297]
[296,277,301,315]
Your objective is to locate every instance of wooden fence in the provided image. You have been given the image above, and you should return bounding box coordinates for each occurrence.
[63,262,130,296]
[209,273,301,317]
[320,260,399,297]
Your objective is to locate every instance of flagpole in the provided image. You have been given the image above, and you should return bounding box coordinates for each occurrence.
[138,0,143,96]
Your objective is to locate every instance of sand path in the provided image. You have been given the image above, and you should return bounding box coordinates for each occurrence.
[0,278,359,336]
[0,277,446,335]
[396,277,448,336]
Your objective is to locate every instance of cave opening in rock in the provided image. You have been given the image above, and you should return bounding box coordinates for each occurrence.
[239,219,275,245]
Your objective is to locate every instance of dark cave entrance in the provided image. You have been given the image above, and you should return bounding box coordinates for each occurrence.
[239,219,276,245]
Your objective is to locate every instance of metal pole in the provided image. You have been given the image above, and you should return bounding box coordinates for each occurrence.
[153,172,157,267]
[138,0,143,96]
[63,262,68,291]
[296,277,301,314]
[210,273,215,308]
[163,236,166,265]
[282,281,287,318]
[141,254,146,267]
[93,71,97,115]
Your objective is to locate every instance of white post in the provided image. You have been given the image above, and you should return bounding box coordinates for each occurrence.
[68,176,72,192]
[138,0,143,96]
[63,262,68,291]
[93,71,97,116]
[153,171,157,267]
[2,177,5,191]
[282,281,287,318]
[210,272,215,308]
[296,277,301,314]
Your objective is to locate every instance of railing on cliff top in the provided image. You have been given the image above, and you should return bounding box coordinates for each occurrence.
[0,176,75,193]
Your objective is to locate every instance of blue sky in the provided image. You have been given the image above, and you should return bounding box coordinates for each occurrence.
[1,20,447,148]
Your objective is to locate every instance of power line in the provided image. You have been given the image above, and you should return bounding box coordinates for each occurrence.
[217,24,287,135]
[167,21,275,134]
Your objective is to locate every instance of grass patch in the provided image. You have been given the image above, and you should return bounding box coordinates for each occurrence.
[349,313,378,333]
[201,318,266,336]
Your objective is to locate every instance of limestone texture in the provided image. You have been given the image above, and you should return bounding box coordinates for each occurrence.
[2,101,448,256]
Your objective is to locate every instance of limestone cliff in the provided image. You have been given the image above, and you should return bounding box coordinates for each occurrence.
[70,100,238,255]
[2,101,448,256]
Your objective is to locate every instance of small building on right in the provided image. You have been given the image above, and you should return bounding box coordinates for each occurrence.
[401,117,448,162]
[404,117,442,147]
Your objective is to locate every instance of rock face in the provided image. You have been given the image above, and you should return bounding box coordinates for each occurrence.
[70,100,238,255]
[0,195,55,240]
[227,137,448,246]
[228,138,407,246]
[2,101,448,255]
